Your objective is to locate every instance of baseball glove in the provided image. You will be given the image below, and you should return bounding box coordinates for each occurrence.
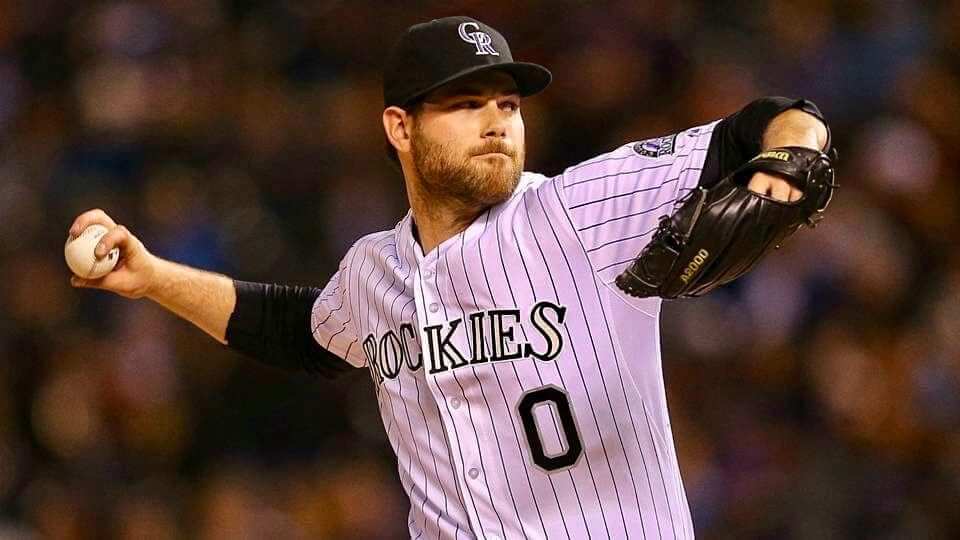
[615,146,838,299]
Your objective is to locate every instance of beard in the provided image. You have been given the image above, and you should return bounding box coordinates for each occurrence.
[410,125,524,210]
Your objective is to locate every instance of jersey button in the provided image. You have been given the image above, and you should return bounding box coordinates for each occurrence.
[467,467,480,479]
[429,303,439,313]
[423,268,434,279]
[449,397,462,409]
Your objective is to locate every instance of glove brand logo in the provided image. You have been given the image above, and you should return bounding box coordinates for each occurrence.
[680,249,710,284]
[458,22,500,56]
[756,150,791,162]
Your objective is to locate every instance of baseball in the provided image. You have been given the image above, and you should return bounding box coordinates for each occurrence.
[64,224,119,279]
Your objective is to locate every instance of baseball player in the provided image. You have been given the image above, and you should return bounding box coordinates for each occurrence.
[67,16,836,540]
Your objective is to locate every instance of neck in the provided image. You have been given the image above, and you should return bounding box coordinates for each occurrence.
[406,176,486,255]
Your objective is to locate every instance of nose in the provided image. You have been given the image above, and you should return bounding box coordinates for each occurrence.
[482,101,507,139]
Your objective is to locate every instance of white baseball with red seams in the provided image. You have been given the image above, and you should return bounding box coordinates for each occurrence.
[311,121,719,539]
[64,224,119,279]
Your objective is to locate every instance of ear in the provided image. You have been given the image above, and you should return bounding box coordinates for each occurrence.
[383,106,413,155]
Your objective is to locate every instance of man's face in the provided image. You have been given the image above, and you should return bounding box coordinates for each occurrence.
[409,70,525,209]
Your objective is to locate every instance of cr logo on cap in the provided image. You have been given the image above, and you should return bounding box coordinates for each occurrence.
[458,22,500,56]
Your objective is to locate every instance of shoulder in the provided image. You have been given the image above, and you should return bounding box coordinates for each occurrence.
[487,171,560,217]
[347,214,409,255]
[502,171,556,204]
[516,171,553,192]
[340,227,399,271]
[352,229,396,251]
[484,170,572,227]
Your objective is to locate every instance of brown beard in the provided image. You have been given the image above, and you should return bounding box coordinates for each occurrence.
[410,124,523,210]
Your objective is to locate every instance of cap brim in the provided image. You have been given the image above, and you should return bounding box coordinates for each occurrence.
[400,62,552,107]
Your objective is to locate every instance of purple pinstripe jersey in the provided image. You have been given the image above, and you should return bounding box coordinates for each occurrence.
[312,121,719,539]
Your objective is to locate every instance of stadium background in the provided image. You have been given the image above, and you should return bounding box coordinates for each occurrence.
[1,0,958,538]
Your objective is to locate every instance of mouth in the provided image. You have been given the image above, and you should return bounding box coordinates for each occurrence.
[474,152,510,158]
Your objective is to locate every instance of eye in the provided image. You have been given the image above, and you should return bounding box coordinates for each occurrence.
[455,100,482,109]
[500,100,519,112]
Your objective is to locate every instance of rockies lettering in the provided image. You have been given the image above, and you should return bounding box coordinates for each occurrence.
[362,302,567,382]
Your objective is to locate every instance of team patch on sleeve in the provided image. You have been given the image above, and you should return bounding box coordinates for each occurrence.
[632,134,678,158]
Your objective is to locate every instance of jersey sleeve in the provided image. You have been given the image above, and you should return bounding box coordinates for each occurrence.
[557,121,720,283]
[311,266,365,367]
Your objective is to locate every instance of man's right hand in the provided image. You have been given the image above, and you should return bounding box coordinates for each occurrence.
[67,208,236,344]
[67,209,159,299]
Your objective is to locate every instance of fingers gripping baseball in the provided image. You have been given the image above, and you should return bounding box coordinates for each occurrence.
[67,210,158,299]
[93,225,132,259]
[68,208,117,235]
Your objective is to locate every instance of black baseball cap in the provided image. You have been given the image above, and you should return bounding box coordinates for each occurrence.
[383,16,552,108]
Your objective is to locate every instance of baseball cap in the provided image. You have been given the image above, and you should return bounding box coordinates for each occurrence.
[383,16,552,108]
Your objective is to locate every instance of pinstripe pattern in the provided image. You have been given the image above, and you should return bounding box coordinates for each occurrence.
[311,122,716,539]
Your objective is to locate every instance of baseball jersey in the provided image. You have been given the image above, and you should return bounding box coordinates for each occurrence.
[311,121,719,539]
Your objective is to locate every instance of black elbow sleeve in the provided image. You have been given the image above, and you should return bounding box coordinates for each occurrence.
[700,96,828,188]
[225,281,353,379]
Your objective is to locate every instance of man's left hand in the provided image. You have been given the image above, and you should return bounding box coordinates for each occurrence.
[747,172,802,202]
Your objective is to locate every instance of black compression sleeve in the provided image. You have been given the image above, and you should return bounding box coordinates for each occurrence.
[699,96,829,188]
[225,280,353,379]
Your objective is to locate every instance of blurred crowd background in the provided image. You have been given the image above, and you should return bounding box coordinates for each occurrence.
[0,0,958,538]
